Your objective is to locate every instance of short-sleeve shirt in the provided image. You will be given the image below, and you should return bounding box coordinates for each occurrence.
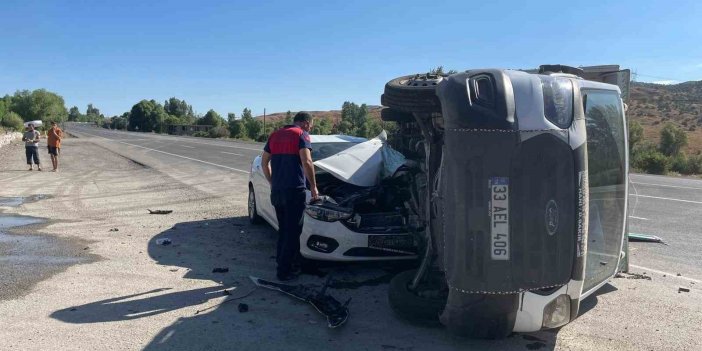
[47,128,63,148]
[263,125,312,191]
[23,130,40,147]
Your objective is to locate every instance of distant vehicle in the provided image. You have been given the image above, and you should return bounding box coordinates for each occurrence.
[23,120,43,128]
[380,64,631,337]
[248,134,419,261]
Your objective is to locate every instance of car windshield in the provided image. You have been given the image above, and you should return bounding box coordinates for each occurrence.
[312,142,360,160]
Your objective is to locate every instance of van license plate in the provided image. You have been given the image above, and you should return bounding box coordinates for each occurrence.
[489,177,510,260]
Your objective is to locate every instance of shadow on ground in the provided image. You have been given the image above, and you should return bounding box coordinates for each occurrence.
[48,216,620,351]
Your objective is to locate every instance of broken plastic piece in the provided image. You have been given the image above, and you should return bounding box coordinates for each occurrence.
[249,276,349,328]
[212,267,229,273]
[678,287,690,293]
[148,209,173,215]
[238,303,249,312]
[628,233,665,244]
[156,238,172,246]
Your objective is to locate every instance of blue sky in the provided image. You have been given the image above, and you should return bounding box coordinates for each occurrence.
[2,0,701,117]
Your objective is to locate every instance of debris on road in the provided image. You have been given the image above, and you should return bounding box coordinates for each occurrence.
[147,209,173,215]
[108,228,119,232]
[615,272,652,280]
[250,275,350,328]
[678,287,690,293]
[628,233,666,244]
[238,303,249,313]
[155,238,172,246]
[194,287,257,315]
[212,267,229,273]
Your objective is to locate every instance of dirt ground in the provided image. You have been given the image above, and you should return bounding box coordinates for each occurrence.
[0,135,700,351]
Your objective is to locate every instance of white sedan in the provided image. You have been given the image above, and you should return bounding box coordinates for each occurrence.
[248,134,418,261]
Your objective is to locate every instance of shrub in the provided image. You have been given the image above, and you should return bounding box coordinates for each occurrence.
[208,126,230,138]
[0,112,24,131]
[659,123,688,156]
[687,155,702,174]
[670,153,690,174]
[638,151,669,174]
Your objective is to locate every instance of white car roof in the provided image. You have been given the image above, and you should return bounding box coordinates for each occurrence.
[309,135,367,143]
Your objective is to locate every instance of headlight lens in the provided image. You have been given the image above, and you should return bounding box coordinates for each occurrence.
[305,204,353,222]
[542,294,571,329]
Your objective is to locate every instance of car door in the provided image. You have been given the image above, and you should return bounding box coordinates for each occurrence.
[581,89,628,294]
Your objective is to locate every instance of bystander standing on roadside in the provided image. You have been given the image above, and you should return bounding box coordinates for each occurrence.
[261,112,319,281]
[47,121,63,172]
[22,123,41,171]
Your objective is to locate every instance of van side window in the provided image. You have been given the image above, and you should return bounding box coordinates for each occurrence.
[540,76,573,128]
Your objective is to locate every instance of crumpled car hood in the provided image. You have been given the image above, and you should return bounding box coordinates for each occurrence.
[314,131,406,187]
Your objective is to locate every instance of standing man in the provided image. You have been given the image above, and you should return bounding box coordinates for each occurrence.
[22,123,41,171]
[47,121,63,172]
[261,112,319,281]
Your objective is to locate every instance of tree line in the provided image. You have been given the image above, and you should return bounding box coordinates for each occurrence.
[629,120,701,174]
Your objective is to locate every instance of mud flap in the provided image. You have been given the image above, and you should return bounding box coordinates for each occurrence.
[249,276,349,328]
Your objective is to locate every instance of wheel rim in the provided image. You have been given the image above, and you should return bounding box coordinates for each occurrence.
[248,189,255,219]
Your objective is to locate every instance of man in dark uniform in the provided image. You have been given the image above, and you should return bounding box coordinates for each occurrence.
[261,112,319,281]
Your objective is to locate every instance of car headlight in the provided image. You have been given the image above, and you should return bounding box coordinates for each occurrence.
[305,204,353,222]
[542,294,571,329]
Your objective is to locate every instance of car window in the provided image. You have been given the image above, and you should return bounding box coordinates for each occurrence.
[312,142,360,160]
[583,90,626,293]
[540,76,573,128]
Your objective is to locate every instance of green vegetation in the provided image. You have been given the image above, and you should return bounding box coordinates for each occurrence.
[630,121,699,175]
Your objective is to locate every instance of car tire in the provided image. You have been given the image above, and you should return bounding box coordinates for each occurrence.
[388,270,446,326]
[381,74,444,114]
[248,185,263,225]
[380,108,415,123]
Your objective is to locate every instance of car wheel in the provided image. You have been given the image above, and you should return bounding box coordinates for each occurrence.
[381,74,445,114]
[388,270,446,326]
[248,185,263,225]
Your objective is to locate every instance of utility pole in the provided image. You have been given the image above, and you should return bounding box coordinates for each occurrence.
[263,108,267,136]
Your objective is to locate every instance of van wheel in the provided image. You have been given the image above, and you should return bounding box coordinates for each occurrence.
[248,185,263,225]
[388,270,446,325]
[381,74,444,114]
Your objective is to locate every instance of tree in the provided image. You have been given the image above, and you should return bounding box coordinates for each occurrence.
[9,89,68,124]
[628,120,643,149]
[86,104,100,118]
[430,66,458,75]
[0,111,24,131]
[284,110,293,125]
[68,106,81,121]
[128,100,168,132]
[197,109,224,127]
[659,123,687,156]
[227,112,245,138]
[164,97,195,124]
[311,117,333,135]
[240,108,262,140]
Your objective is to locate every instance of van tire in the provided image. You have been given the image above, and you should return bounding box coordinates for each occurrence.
[381,74,444,114]
[388,270,446,325]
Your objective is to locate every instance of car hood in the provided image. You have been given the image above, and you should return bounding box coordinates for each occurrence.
[313,130,406,187]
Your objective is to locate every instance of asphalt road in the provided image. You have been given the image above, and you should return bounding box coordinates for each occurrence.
[68,124,702,283]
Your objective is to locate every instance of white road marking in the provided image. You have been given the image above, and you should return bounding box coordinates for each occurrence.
[76,130,250,174]
[629,216,649,220]
[179,145,195,149]
[630,264,702,284]
[221,151,245,156]
[631,194,702,205]
[632,181,702,191]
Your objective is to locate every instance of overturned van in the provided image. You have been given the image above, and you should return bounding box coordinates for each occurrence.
[380,65,630,338]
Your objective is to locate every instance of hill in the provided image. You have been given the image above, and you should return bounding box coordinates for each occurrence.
[255,106,382,124]
[628,81,702,154]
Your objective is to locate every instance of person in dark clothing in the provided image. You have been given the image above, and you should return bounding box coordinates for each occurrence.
[22,123,41,171]
[261,112,319,281]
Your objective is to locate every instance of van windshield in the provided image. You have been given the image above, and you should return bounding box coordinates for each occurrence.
[583,90,627,292]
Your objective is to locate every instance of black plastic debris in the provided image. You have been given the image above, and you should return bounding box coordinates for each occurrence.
[250,275,350,328]
[156,238,172,246]
[678,287,690,293]
[238,303,249,313]
[109,228,119,232]
[212,267,229,273]
[148,209,173,215]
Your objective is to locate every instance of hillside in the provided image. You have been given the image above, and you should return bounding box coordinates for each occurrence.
[628,81,702,154]
[255,106,382,123]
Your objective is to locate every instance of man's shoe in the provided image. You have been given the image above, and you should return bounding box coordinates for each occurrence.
[276,272,298,282]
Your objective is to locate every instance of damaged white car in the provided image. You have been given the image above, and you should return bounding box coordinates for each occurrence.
[248,134,420,261]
